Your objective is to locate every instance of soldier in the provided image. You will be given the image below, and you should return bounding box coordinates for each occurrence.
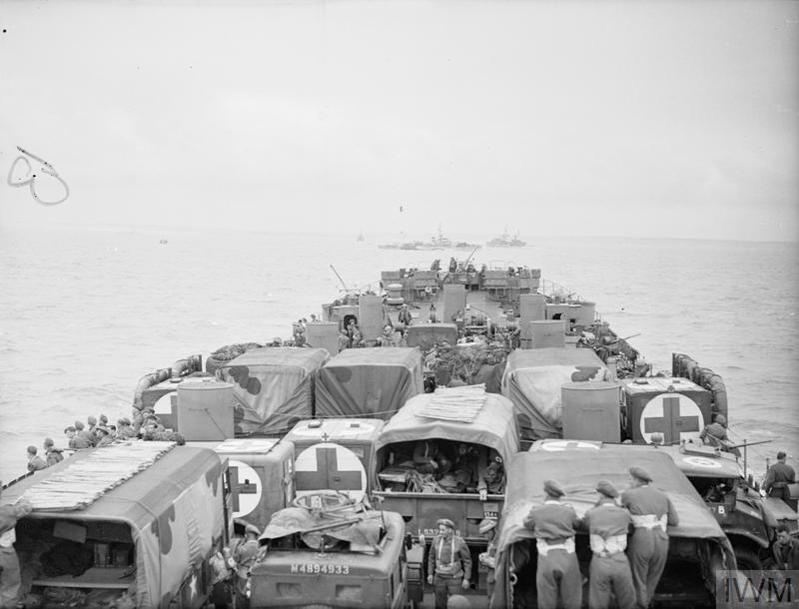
[477,458,505,500]
[87,415,99,443]
[64,425,91,449]
[26,446,47,472]
[43,438,64,467]
[74,420,95,447]
[95,426,114,447]
[398,303,413,328]
[773,524,799,571]
[621,467,679,609]
[699,414,728,444]
[231,523,261,609]
[0,482,33,609]
[764,451,796,508]
[378,324,396,347]
[522,480,582,609]
[584,481,636,609]
[478,518,498,600]
[427,518,471,609]
[116,417,136,439]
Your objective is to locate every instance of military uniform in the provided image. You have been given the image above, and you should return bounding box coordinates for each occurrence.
[26,454,47,472]
[427,523,472,609]
[0,496,33,608]
[585,482,636,609]
[69,433,91,449]
[699,422,727,444]
[523,482,582,609]
[621,469,679,609]
[764,460,796,504]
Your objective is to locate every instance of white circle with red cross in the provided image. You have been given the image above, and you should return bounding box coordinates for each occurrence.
[227,460,261,519]
[540,440,601,451]
[639,393,704,444]
[294,442,367,502]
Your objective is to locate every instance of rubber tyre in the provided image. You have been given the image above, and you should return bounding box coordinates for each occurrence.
[733,546,763,571]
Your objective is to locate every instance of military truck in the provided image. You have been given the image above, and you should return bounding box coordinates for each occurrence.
[658,442,798,570]
[249,493,419,609]
[2,441,230,609]
[372,388,519,544]
[492,442,735,609]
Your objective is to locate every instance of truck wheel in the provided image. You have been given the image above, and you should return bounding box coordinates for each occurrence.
[734,547,763,571]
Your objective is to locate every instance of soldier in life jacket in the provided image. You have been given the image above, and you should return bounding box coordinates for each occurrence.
[621,467,679,609]
[427,518,472,609]
[522,479,583,609]
[764,451,796,509]
[584,481,636,609]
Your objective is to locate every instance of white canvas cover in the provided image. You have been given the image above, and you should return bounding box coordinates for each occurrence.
[501,348,609,437]
[218,347,329,435]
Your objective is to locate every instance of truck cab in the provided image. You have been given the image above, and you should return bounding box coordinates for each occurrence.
[249,496,414,609]
[659,442,799,570]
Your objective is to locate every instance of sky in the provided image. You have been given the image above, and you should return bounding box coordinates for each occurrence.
[0,0,797,241]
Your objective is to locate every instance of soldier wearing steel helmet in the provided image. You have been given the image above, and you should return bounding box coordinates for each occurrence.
[584,480,636,609]
[621,467,679,609]
[522,479,583,609]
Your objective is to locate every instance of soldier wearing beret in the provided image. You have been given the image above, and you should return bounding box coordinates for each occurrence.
[427,518,472,609]
[522,480,583,609]
[621,467,678,609]
[584,481,636,609]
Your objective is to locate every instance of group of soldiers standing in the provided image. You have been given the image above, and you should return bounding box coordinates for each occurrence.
[523,467,677,609]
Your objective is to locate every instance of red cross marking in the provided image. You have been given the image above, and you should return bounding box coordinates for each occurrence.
[229,465,258,513]
[643,396,700,443]
[295,446,363,492]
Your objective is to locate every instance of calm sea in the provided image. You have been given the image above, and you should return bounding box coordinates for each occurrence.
[1,226,797,483]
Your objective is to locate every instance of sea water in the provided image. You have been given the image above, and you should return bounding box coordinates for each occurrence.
[1,226,796,483]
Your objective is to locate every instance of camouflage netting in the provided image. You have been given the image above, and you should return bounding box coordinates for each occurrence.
[206,342,264,374]
[423,339,511,390]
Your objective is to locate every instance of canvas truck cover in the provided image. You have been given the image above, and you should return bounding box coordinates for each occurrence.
[315,347,424,419]
[4,443,226,608]
[374,388,520,464]
[491,445,734,607]
[501,347,609,437]
[218,347,329,435]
